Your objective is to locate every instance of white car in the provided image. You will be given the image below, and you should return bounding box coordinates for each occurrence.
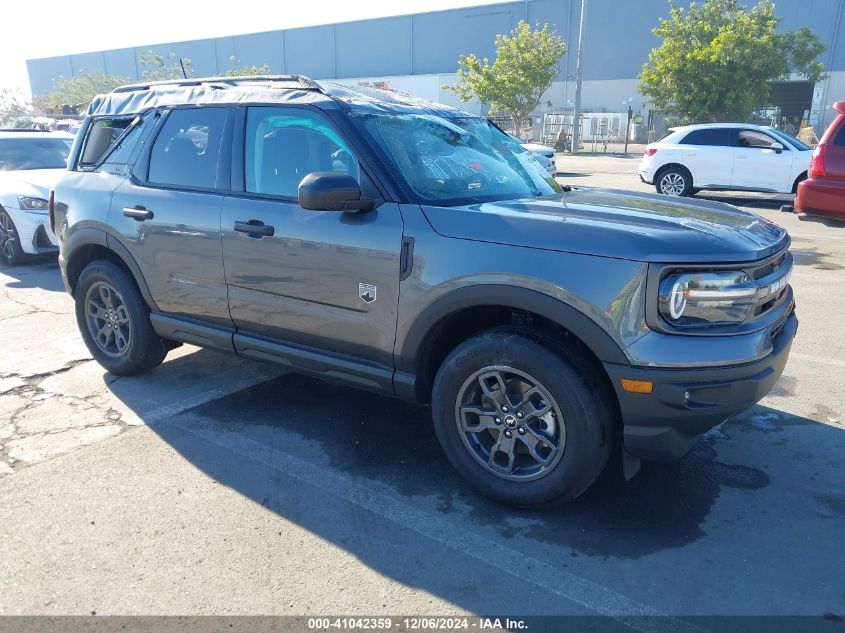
[0,131,74,265]
[509,134,556,175]
[639,123,812,197]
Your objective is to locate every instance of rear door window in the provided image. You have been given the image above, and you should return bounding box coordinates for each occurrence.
[147,108,228,189]
[680,128,731,146]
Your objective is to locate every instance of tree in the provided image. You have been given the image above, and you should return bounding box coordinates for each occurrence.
[445,21,566,133]
[139,51,194,81]
[639,0,826,123]
[43,71,129,111]
[0,90,31,126]
[222,56,271,77]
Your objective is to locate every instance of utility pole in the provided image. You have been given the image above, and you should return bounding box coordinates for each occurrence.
[571,0,586,154]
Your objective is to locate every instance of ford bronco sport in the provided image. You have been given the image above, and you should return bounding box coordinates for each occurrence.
[52,76,797,506]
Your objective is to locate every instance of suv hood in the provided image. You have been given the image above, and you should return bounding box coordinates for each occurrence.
[421,188,789,263]
[0,168,66,202]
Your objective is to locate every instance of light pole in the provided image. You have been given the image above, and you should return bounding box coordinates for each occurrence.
[571,0,586,154]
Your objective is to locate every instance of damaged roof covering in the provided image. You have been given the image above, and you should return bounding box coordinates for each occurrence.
[87,75,472,119]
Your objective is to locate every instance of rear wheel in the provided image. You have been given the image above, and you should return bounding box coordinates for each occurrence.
[655,166,692,197]
[0,209,27,266]
[431,328,614,506]
[75,261,167,375]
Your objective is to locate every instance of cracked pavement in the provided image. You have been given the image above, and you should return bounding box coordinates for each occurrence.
[0,260,283,478]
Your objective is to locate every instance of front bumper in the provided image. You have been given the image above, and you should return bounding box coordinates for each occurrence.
[2,207,57,254]
[603,310,797,462]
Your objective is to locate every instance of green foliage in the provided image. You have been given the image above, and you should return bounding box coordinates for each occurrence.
[139,51,194,81]
[44,71,129,110]
[0,90,31,126]
[223,56,271,77]
[639,0,826,123]
[445,21,566,132]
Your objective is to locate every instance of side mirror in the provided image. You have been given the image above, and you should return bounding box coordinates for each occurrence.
[298,172,377,212]
[770,141,784,154]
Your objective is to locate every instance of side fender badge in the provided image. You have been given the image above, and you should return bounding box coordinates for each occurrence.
[359,283,377,303]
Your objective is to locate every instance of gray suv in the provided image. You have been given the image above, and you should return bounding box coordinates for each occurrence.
[51,76,797,506]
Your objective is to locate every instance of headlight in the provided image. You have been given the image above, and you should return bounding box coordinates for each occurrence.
[658,271,758,328]
[18,196,49,211]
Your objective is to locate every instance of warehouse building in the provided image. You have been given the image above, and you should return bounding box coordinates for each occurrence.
[26,0,845,141]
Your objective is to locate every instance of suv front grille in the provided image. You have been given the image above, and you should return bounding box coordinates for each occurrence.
[752,251,787,280]
[747,248,792,322]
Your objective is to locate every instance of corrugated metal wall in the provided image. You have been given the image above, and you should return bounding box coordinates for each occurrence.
[26,0,845,97]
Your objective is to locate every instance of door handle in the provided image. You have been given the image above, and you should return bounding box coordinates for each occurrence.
[123,206,154,221]
[234,220,274,238]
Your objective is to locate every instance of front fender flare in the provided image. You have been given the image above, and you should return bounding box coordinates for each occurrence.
[395,284,630,400]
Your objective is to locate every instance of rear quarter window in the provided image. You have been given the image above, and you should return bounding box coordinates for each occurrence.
[680,128,731,146]
[79,118,136,168]
[833,118,845,146]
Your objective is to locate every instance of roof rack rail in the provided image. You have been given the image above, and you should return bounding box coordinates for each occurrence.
[111,74,323,94]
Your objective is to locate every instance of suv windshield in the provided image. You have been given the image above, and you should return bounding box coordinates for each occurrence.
[0,137,72,171]
[351,112,561,205]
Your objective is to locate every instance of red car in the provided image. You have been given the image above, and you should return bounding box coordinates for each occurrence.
[795,100,845,221]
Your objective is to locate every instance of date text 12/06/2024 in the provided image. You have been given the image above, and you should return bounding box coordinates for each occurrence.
[306,617,528,630]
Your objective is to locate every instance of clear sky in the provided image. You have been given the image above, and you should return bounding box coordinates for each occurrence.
[2,0,504,97]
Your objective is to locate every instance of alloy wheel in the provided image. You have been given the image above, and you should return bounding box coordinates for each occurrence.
[659,172,686,196]
[455,365,565,482]
[0,211,16,263]
[84,281,132,358]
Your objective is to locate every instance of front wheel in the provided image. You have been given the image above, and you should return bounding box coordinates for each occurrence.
[75,261,167,375]
[0,209,27,266]
[656,167,692,196]
[431,328,614,507]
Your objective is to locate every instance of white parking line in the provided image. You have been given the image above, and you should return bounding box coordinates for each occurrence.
[165,413,706,633]
[789,352,845,369]
[141,378,283,425]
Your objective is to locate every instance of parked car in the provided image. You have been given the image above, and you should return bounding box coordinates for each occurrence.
[639,123,812,197]
[0,130,74,265]
[794,100,845,221]
[509,133,556,174]
[53,77,797,506]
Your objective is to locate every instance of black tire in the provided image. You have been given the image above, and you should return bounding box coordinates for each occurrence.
[792,172,807,194]
[655,166,693,197]
[0,208,28,266]
[431,328,614,507]
[75,260,167,375]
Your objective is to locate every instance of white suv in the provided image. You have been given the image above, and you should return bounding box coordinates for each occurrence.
[0,131,74,265]
[639,123,812,197]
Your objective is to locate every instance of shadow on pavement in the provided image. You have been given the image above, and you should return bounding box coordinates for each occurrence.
[696,192,793,211]
[101,353,845,616]
[792,214,845,229]
[0,256,64,292]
